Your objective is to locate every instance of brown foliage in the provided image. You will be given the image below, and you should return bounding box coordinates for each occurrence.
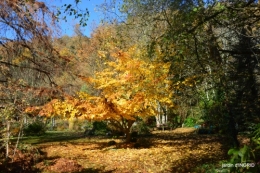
[0,0,68,112]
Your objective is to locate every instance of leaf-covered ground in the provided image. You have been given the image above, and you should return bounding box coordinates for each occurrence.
[1,128,250,173]
[25,128,250,173]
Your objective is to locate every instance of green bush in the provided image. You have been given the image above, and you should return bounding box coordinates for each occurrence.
[23,121,46,136]
[164,116,181,130]
[92,121,108,135]
[184,117,196,127]
[252,123,260,138]
[193,163,218,173]
[131,121,151,135]
[251,123,260,164]
[214,124,260,173]
[217,124,260,172]
[224,145,259,173]
[93,121,107,130]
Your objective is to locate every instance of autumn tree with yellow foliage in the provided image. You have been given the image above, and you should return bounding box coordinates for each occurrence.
[27,45,173,142]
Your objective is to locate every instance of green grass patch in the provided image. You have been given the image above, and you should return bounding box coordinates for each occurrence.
[19,131,84,144]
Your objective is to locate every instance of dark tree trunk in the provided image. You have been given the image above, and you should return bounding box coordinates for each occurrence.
[124,120,135,143]
[229,27,260,132]
[109,118,135,143]
[125,129,131,143]
[228,115,239,148]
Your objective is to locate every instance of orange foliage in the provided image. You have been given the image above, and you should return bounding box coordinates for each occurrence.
[27,45,173,123]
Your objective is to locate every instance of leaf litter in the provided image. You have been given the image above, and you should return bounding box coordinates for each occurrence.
[33,128,239,173]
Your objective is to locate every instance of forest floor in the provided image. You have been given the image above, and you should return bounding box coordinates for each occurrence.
[0,128,251,173]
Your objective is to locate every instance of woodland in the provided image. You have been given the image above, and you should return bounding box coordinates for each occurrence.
[0,0,260,172]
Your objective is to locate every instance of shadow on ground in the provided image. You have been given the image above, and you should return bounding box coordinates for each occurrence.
[13,129,240,172]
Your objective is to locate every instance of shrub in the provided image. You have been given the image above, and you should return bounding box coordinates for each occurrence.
[215,125,260,173]
[92,121,108,135]
[168,115,181,129]
[224,145,259,173]
[23,121,46,136]
[192,163,217,173]
[202,123,260,173]
[252,123,260,138]
[131,121,151,135]
[83,121,109,136]
[184,117,196,127]
[144,116,156,127]
[251,123,260,163]
[55,119,69,131]
[93,121,107,130]
[107,122,124,137]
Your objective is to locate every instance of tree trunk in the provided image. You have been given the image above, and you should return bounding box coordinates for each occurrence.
[124,120,135,143]
[125,129,131,143]
[68,117,77,131]
[228,116,239,148]
[13,119,24,159]
[6,121,10,158]
[51,117,55,130]
[226,104,239,148]
[110,119,135,143]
